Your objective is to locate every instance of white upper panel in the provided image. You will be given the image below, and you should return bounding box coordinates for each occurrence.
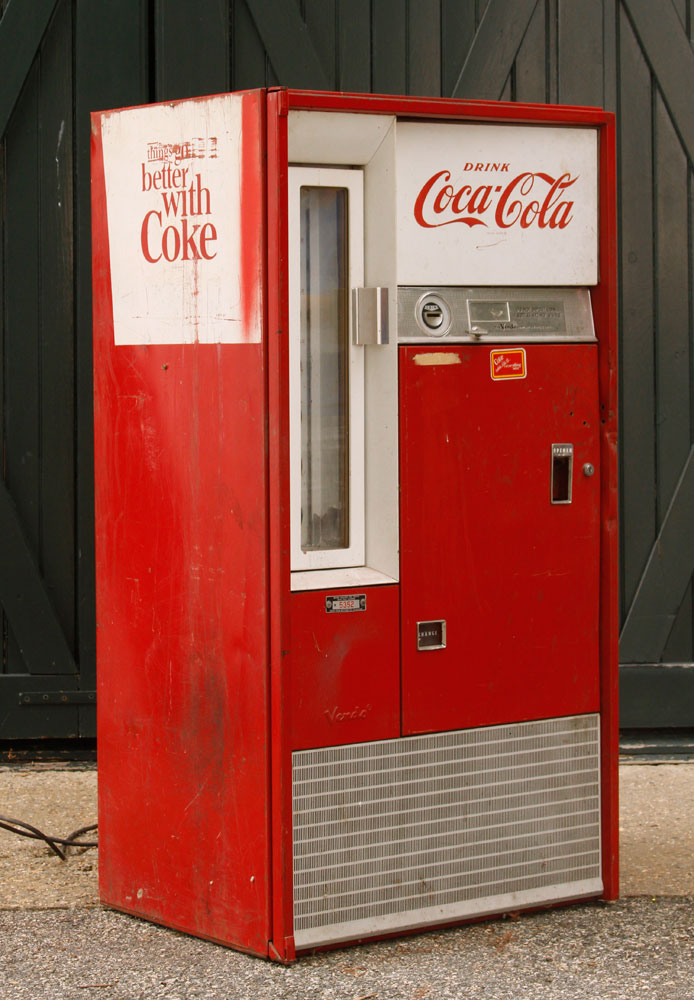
[288,111,394,165]
[396,121,598,286]
[101,94,260,345]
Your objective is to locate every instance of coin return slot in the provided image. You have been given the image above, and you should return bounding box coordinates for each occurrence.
[417,620,447,650]
[551,444,573,504]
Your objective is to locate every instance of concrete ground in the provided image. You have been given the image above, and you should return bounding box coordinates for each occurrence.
[0,762,692,999]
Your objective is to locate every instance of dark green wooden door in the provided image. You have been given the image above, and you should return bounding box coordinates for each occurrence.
[1,0,82,737]
[2,0,693,738]
[615,0,694,728]
[0,0,152,738]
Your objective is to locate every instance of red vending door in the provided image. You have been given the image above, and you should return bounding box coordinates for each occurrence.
[400,343,601,735]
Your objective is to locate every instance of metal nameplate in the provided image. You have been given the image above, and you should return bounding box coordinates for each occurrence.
[398,286,596,343]
[469,298,566,334]
[326,594,367,613]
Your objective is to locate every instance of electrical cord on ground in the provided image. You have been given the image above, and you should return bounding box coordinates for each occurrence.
[0,814,97,861]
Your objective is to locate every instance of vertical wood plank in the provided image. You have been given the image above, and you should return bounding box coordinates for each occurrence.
[662,579,693,661]
[304,0,336,89]
[232,0,273,88]
[441,0,476,97]
[1,1,12,706]
[266,52,280,86]
[4,60,41,676]
[602,0,618,113]
[155,0,230,101]
[338,0,371,92]
[0,0,59,141]
[5,64,41,554]
[74,0,150,731]
[0,124,5,675]
[39,0,75,649]
[619,446,694,662]
[672,0,687,28]
[452,0,539,101]
[547,0,558,103]
[515,0,546,103]
[624,0,694,172]
[654,90,690,526]
[242,0,328,88]
[408,0,441,96]
[619,6,656,617]
[0,0,5,671]
[558,0,603,106]
[650,80,693,663]
[372,0,407,94]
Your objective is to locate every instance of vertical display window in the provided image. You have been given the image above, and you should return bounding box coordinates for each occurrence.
[300,186,349,552]
[289,168,365,573]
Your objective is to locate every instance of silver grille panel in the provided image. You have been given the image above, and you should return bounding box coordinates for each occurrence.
[292,715,601,948]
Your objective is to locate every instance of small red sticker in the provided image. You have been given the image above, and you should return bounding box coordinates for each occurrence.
[490,348,527,380]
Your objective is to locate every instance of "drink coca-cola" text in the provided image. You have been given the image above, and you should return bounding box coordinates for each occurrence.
[414,169,578,230]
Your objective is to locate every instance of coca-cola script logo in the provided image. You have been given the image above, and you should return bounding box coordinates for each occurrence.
[414,167,578,231]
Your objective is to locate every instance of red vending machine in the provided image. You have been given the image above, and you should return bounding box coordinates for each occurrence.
[91,89,618,961]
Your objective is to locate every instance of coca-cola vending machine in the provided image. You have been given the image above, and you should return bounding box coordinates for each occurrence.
[91,89,618,961]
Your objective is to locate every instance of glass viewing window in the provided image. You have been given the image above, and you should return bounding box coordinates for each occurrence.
[299,186,350,552]
[289,166,365,576]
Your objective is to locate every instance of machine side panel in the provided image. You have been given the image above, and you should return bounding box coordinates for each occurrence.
[92,91,271,956]
[266,89,296,962]
[400,343,601,734]
[593,114,620,900]
[289,585,400,750]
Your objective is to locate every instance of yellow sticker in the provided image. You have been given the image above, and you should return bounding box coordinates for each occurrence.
[490,348,527,380]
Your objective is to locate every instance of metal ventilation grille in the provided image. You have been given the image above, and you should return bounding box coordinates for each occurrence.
[292,714,602,949]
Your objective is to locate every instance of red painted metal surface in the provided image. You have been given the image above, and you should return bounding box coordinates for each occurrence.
[400,344,601,734]
[289,586,400,750]
[593,113,620,901]
[275,90,618,905]
[92,90,271,955]
[283,88,614,127]
[93,88,618,961]
[265,88,295,962]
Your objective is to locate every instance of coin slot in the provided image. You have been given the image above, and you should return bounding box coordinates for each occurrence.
[551,444,574,504]
[422,302,444,329]
[415,293,451,338]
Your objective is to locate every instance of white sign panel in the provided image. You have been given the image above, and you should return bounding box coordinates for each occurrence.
[100,94,260,345]
[396,122,598,286]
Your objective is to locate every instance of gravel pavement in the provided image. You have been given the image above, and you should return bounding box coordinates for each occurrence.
[1,762,693,999]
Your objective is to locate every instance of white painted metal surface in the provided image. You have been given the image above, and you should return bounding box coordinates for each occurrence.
[101,94,261,346]
[396,122,599,287]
